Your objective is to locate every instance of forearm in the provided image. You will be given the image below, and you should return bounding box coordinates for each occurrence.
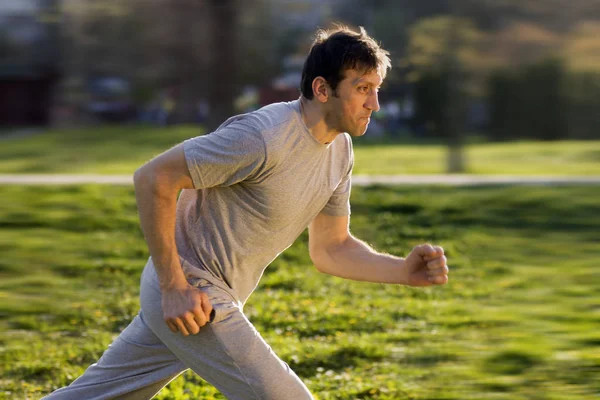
[314,235,407,284]
[134,169,187,290]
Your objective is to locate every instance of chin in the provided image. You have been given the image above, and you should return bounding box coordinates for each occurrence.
[348,127,368,137]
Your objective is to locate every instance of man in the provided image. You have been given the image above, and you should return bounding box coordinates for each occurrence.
[44,26,449,399]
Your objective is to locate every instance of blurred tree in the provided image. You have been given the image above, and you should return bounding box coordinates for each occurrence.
[566,72,600,139]
[523,58,567,141]
[489,59,576,141]
[51,0,600,138]
[487,21,562,68]
[476,9,600,141]
[488,70,518,141]
[340,0,600,144]
[406,15,486,172]
[442,16,467,173]
[237,4,279,90]
[0,28,14,60]
[57,0,275,127]
[406,15,488,92]
[58,0,145,123]
[161,0,211,124]
[412,71,445,135]
[564,21,600,73]
[205,0,238,130]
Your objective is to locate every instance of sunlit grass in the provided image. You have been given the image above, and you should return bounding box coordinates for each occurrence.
[0,184,598,399]
[0,125,598,175]
[353,140,600,175]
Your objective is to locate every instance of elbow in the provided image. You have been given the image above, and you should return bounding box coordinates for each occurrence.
[309,235,351,275]
[134,163,159,190]
[133,164,183,203]
[313,261,330,275]
[310,236,353,275]
[133,164,160,200]
[312,260,327,274]
[133,164,148,187]
[309,248,332,275]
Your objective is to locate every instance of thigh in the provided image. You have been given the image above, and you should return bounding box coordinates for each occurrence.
[140,264,313,400]
[43,311,185,400]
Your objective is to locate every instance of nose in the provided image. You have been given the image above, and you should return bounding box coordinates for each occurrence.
[365,89,380,112]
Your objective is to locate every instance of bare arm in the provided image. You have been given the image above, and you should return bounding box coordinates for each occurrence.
[134,144,212,335]
[308,212,448,287]
[134,144,193,289]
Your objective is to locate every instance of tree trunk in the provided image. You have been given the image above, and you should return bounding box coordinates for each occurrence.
[169,0,205,124]
[443,16,467,173]
[206,0,238,131]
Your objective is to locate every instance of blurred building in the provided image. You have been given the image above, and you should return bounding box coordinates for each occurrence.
[0,0,60,127]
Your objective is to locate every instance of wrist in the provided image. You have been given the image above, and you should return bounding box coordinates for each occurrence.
[396,258,408,285]
[154,262,188,291]
[160,278,188,291]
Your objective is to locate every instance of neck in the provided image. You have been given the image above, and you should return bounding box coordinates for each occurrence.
[299,97,340,145]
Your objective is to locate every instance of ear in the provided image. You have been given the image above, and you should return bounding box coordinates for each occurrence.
[312,77,330,103]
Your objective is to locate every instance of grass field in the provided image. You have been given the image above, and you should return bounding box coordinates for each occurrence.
[0,125,599,175]
[0,184,598,399]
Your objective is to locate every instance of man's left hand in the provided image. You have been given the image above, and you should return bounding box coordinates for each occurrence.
[404,244,449,287]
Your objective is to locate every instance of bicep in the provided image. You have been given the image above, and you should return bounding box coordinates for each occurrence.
[308,212,350,258]
[135,143,195,191]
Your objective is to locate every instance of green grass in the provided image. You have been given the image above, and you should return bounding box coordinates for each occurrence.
[0,184,598,399]
[0,125,203,175]
[0,125,599,175]
[354,141,600,176]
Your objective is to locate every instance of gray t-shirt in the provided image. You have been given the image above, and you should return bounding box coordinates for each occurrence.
[175,99,353,305]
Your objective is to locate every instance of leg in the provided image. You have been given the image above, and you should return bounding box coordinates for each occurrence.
[141,261,314,400]
[43,310,186,400]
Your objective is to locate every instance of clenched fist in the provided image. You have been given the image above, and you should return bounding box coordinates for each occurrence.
[404,244,449,287]
[161,283,213,336]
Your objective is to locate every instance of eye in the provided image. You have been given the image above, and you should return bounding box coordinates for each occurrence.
[358,86,369,93]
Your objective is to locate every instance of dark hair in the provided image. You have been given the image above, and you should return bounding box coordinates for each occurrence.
[300,25,391,100]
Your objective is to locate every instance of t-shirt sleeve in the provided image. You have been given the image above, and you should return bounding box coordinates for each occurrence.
[183,118,266,189]
[321,141,354,217]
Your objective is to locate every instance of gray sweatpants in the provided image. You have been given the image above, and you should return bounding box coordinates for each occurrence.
[43,259,313,400]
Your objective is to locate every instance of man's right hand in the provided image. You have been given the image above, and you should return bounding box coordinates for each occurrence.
[161,283,213,336]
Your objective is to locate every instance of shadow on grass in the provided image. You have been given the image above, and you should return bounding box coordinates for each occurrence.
[253,314,393,338]
[287,345,387,378]
[353,185,600,235]
[483,350,542,375]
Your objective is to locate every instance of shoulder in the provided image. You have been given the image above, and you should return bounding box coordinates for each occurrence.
[339,132,353,149]
[195,101,300,168]
[332,133,354,173]
[217,101,299,136]
[332,132,353,156]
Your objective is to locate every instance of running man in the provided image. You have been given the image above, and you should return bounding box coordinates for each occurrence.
[44,25,449,399]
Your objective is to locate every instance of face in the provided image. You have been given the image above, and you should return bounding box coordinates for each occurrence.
[325,68,382,137]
